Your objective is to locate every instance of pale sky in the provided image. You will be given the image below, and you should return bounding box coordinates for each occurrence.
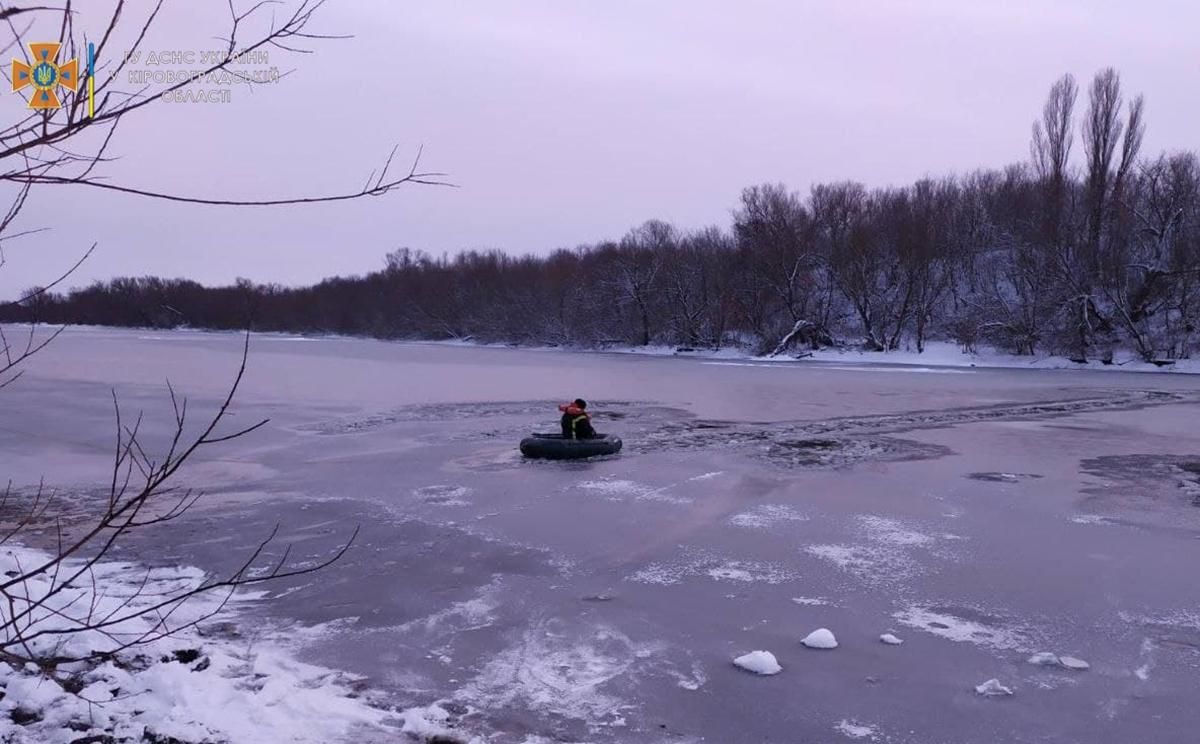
[1,0,1197,298]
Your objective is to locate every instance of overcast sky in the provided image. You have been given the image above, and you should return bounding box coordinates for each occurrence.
[1,0,1196,298]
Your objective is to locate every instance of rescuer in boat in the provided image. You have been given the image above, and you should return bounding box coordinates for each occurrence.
[559,399,596,440]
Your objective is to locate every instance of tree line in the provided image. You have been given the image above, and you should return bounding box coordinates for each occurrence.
[7,69,1199,362]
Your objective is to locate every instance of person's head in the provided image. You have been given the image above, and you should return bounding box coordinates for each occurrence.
[573,398,587,410]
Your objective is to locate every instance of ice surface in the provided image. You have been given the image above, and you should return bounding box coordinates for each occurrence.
[729,504,809,529]
[801,628,838,649]
[578,478,692,505]
[669,662,708,690]
[733,650,782,675]
[805,516,950,589]
[858,515,935,546]
[12,328,1200,743]
[629,554,796,586]
[458,620,660,729]
[893,606,1029,652]
[413,484,473,506]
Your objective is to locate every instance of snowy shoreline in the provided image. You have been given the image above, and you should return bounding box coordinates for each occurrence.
[0,544,474,744]
[48,325,1200,375]
[425,337,1200,375]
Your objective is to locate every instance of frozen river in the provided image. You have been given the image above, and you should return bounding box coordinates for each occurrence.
[5,327,1200,743]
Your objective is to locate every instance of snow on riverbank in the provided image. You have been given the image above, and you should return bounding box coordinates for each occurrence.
[705,342,1200,374]
[400,332,1200,374]
[0,545,467,744]
[412,337,1200,375]
[54,327,1200,375]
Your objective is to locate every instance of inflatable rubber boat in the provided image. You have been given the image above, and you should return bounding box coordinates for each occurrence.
[519,433,623,460]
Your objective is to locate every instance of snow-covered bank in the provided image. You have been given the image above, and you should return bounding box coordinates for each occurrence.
[50,325,1200,374]
[422,337,1200,375]
[0,545,470,744]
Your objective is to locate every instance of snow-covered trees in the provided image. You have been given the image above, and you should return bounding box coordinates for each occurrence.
[8,68,1200,362]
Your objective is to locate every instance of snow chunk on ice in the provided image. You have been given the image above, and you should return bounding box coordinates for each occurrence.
[975,678,1013,696]
[791,596,831,606]
[1027,651,1089,670]
[801,628,838,649]
[879,633,903,646]
[1028,651,1060,666]
[733,650,782,675]
[1060,656,1090,671]
[399,703,454,740]
[835,719,878,739]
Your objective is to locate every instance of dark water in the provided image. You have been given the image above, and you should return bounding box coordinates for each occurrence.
[5,327,1200,743]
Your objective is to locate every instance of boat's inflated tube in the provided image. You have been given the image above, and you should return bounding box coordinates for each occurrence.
[519,433,622,460]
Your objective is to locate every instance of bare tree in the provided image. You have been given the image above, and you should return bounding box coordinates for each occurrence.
[1062,68,1145,360]
[1031,72,1078,253]
[1103,153,1200,360]
[0,0,448,373]
[0,0,442,685]
[660,227,735,349]
[1083,68,1126,257]
[902,179,957,353]
[735,184,834,354]
[1032,74,1078,190]
[602,221,671,346]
